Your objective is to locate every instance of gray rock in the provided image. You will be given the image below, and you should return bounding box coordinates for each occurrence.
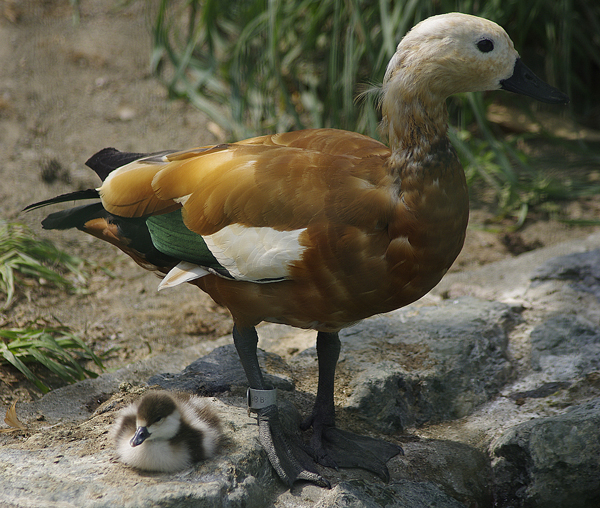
[332,297,517,431]
[532,248,600,299]
[0,397,280,508]
[492,398,600,508]
[314,479,465,508]
[149,344,295,394]
[0,305,503,508]
[393,440,492,507]
[433,233,600,303]
[530,314,600,380]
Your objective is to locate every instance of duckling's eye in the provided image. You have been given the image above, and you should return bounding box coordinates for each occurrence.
[154,417,164,424]
[477,39,494,53]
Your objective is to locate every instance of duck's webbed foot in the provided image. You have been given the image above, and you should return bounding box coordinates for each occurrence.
[301,412,403,481]
[256,403,330,487]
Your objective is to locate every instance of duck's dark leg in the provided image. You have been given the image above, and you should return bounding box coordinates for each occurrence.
[233,324,329,487]
[300,330,340,463]
[301,331,403,481]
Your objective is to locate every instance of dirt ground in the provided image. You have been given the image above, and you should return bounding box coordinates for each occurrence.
[1,1,599,407]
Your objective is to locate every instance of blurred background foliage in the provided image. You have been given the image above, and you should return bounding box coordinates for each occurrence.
[149,0,599,218]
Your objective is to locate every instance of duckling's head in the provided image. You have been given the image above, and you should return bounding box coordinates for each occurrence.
[130,392,181,446]
[383,13,569,105]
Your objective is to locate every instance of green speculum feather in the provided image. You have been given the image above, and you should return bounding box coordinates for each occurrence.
[146,209,223,271]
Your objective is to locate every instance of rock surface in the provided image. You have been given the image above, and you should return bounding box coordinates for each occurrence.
[492,399,600,508]
[313,480,466,508]
[1,234,600,507]
[336,297,516,431]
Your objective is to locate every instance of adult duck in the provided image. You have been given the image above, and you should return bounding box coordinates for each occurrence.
[27,13,568,487]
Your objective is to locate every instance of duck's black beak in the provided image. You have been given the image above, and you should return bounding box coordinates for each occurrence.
[500,58,569,104]
[130,426,150,447]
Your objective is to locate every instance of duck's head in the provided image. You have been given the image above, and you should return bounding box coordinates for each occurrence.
[130,392,181,447]
[383,13,569,106]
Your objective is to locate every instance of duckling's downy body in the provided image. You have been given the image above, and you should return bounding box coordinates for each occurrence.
[28,13,568,487]
[111,391,222,472]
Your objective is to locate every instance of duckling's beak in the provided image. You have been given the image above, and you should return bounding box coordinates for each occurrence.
[130,426,150,447]
[501,58,569,104]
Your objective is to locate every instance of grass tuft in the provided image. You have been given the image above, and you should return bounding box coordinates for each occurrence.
[0,220,87,309]
[0,326,105,394]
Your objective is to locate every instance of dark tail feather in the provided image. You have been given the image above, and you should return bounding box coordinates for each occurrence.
[23,147,181,273]
[41,202,177,269]
[23,189,100,212]
[85,148,149,182]
[41,203,105,230]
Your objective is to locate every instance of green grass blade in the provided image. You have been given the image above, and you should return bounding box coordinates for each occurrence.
[27,347,80,384]
[0,326,105,391]
[0,345,49,393]
[57,332,104,369]
[0,220,88,308]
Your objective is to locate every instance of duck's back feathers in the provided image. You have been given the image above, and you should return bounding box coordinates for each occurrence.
[73,129,401,301]
[99,129,391,236]
[27,130,465,330]
[170,392,222,461]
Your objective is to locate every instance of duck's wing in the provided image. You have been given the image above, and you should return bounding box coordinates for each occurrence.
[98,129,393,286]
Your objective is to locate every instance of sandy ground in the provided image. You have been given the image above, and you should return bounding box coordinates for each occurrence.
[1,0,599,405]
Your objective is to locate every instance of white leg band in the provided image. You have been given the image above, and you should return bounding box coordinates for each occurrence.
[247,387,277,412]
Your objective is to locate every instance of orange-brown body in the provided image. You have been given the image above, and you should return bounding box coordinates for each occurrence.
[90,128,468,332]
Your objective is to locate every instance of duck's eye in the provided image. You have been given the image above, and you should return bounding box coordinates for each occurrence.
[154,417,164,424]
[477,39,494,53]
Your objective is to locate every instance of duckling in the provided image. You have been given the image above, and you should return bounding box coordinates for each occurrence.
[111,391,222,472]
[28,13,568,487]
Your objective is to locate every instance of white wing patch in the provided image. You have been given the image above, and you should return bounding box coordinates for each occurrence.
[204,224,306,282]
[157,226,307,290]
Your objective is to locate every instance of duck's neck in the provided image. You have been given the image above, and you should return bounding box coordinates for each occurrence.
[381,90,449,167]
[381,89,469,302]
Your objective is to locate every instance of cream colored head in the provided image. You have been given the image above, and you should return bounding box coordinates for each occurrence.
[383,13,518,101]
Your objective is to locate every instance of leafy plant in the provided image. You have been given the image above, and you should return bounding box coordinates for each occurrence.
[0,326,105,393]
[0,221,103,391]
[0,219,86,309]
